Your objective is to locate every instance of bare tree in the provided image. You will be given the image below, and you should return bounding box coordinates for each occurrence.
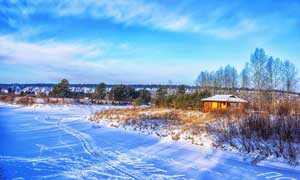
[282,60,298,92]
[250,48,268,110]
[272,58,283,90]
[240,62,251,89]
[250,48,268,91]
[215,67,224,88]
[224,65,238,89]
[265,56,274,90]
[196,71,210,88]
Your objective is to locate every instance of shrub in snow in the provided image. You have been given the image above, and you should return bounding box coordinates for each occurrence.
[206,113,300,165]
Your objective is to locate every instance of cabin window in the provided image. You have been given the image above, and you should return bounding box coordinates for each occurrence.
[212,102,218,109]
[229,103,237,107]
[221,102,227,109]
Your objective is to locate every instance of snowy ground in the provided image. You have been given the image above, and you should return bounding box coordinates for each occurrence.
[0,104,299,180]
[90,108,213,148]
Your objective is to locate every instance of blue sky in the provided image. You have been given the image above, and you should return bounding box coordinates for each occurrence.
[0,0,299,84]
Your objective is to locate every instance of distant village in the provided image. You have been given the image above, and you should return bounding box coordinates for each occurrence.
[0,83,196,99]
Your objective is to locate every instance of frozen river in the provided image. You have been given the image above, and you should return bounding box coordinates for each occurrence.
[0,104,299,180]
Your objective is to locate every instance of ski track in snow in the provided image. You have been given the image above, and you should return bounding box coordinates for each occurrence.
[3,112,187,180]
[1,105,299,180]
[41,116,251,179]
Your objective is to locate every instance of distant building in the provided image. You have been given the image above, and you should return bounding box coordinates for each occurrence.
[201,95,248,113]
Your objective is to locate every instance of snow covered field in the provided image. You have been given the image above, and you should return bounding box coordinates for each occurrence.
[0,104,299,180]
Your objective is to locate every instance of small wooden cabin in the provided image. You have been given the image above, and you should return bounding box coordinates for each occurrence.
[201,95,248,113]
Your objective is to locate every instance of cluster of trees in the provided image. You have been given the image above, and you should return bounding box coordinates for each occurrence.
[153,85,211,109]
[48,79,151,105]
[196,65,238,89]
[196,48,299,92]
[108,84,151,105]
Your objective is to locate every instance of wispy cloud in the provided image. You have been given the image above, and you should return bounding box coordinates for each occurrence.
[0,35,195,83]
[204,18,261,39]
[0,35,122,82]
[1,0,274,39]
[52,0,261,38]
[54,0,194,32]
[0,35,103,66]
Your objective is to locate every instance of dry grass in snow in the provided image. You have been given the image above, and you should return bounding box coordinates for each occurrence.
[90,107,214,147]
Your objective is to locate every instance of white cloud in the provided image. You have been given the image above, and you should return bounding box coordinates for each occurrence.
[0,35,114,74]
[0,36,100,65]
[0,35,197,84]
[2,0,266,39]
[47,0,272,38]
[53,0,195,32]
[204,18,261,39]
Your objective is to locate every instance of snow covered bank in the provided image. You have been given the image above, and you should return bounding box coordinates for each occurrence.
[90,108,214,147]
[90,107,300,168]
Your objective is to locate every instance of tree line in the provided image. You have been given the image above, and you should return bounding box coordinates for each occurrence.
[196,48,299,92]
[153,85,211,109]
[48,80,211,109]
[49,79,151,105]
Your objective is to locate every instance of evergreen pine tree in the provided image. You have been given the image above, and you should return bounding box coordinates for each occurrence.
[93,83,106,100]
[50,79,71,98]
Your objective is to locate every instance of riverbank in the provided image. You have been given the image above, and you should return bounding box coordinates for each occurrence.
[89,108,215,147]
[90,107,300,167]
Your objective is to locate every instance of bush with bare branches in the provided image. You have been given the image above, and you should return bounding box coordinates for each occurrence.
[206,113,300,165]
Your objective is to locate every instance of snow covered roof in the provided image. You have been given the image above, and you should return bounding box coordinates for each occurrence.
[201,95,248,103]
